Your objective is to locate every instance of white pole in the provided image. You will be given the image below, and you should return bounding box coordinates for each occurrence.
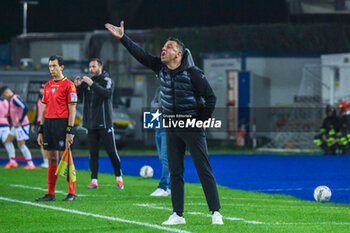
[330,67,335,106]
[21,1,38,35]
[23,2,28,35]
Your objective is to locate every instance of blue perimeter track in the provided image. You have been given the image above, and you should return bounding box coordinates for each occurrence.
[2,154,350,204]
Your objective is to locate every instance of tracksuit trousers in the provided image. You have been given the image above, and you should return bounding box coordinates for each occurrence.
[88,128,122,179]
[166,128,221,215]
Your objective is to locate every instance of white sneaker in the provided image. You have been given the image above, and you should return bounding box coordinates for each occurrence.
[212,211,224,225]
[162,213,186,225]
[150,188,170,196]
[40,163,48,168]
[166,189,171,195]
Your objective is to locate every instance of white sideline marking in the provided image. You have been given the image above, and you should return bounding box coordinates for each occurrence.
[253,187,350,192]
[10,184,132,198]
[188,195,303,203]
[186,202,350,210]
[271,222,350,225]
[0,197,192,233]
[10,184,90,197]
[11,185,340,209]
[136,204,350,225]
[252,188,304,192]
[135,204,264,225]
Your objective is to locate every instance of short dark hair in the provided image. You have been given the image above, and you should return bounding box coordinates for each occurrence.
[167,37,185,54]
[49,55,64,66]
[90,58,103,66]
[0,86,9,96]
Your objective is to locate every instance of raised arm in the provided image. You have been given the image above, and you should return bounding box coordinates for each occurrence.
[105,21,162,73]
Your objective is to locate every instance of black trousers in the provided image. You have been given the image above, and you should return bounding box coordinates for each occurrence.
[88,128,122,179]
[166,128,221,214]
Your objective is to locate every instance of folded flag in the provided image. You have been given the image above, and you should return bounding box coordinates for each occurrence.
[56,148,76,183]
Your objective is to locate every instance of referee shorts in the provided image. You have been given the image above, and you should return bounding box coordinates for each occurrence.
[43,118,68,151]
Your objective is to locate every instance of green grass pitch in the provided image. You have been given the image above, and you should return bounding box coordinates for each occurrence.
[0,167,349,233]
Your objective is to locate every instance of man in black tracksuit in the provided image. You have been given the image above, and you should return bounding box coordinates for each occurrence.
[74,58,124,190]
[106,22,223,225]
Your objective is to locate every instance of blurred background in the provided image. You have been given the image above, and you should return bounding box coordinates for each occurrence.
[1,0,350,152]
[2,0,350,205]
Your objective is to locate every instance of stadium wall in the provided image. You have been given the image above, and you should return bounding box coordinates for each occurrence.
[246,56,320,106]
[321,53,350,105]
[203,52,321,107]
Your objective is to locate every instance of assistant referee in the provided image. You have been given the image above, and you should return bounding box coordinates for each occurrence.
[36,55,77,202]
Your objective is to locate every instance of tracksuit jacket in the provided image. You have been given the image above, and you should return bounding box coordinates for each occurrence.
[76,71,114,130]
